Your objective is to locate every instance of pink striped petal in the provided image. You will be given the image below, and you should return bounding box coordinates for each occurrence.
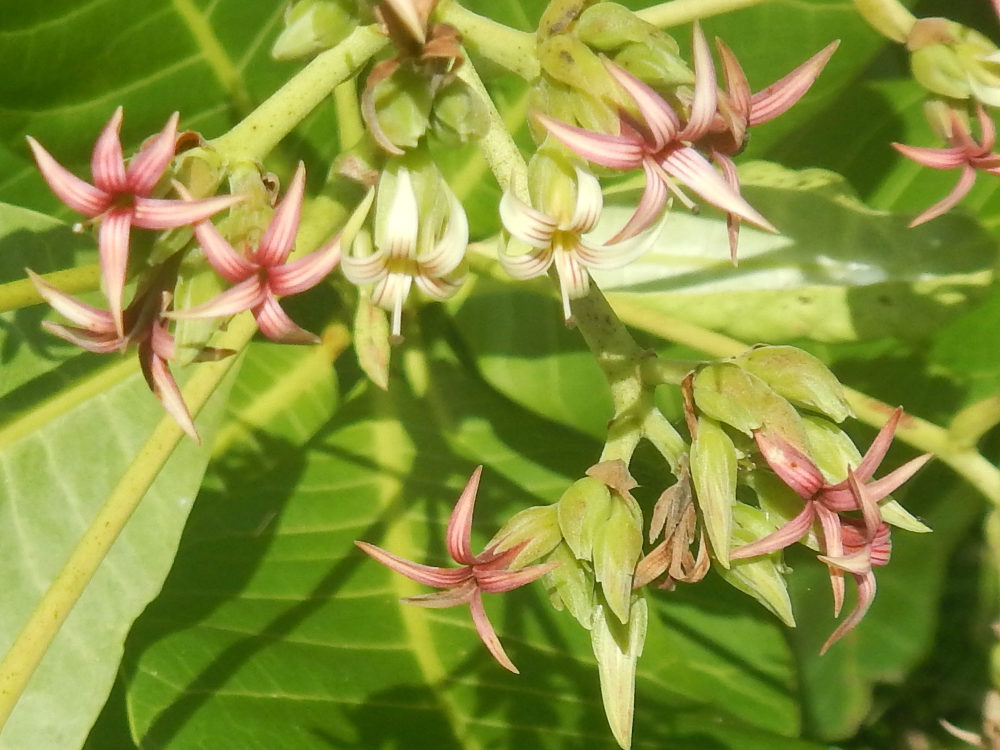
[131,193,244,230]
[446,467,483,566]
[535,113,645,169]
[606,158,669,243]
[269,237,342,297]
[168,276,266,320]
[28,270,116,333]
[749,41,839,127]
[820,571,876,654]
[127,112,179,195]
[91,107,128,194]
[98,209,133,336]
[499,191,557,248]
[660,146,776,232]
[755,430,825,499]
[469,588,519,673]
[27,137,110,217]
[680,23,718,141]
[256,162,306,267]
[476,561,560,594]
[714,152,743,263]
[42,322,122,353]
[354,541,472,588]
[191,216,256,283]
[603,61,680,151]
[715,38,751,134]
[852,407,902,482]
[404,579,478,607]
[139,343,199,442]
[908,166,977,226]
[252,294,319,344]
[816,504,846,616]
[891,142,969,170]
[730,502,815,560]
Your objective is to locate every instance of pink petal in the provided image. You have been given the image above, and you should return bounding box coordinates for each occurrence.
[908,166,977,226]
[820,571,876,654]
[891,142,970,170]
[754,430,825,499]
[27,137,110,217]
[606,158,669,243]
[660,146,776,232]
[168,276,266,320]
[252,294,319,344]
[817,504,845,616]
[603,61,680,151]
[680,23,718,141]
[126,112,179,195]
[729,502,816,559]
[446,467,484,566]
[404,579,478,607]
[191,216,256,283]
[862,453,932,502]
[42,322,122,353]
[476,561,560,594]
[256,162,306,267]
[468,588,519,673]
[98,208,133,337]
[715,38,751,133]
[268,237,342,297]
[714,152,743,263]
[354,541,473,588]
[139,343,199,443]
[974,103,997,152]
[749,41,839,127]
[535,113,645,170]
[91,106,128,194]
[851,407,902,482]
[28,270,116,333]
[131,193,244,230]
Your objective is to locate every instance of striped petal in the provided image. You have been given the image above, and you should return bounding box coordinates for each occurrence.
[27,137,109,217]
[446,467,483,566]
[168,276,266,320]
[414,265,466,301]
[252,294,319,344]
[499,191,557,249]
[268,237,342,297]
[354,541,472,588]
[371,273,413,338]
[566,168,603,234]
[341,247,390,285]
[139,341,199,443]
[256,162,306,267]
[191,214,257,283]
[127,112,179,195]
[418,187,468,277]
[468,588,519,673]
[553,249,589,322]
[891,142,970,170]
[91,106,128,194]
[754,429,825,499]
[907,166,977,226]
[132,193,244,230]
[715,38,751,140]
[476,560,560,594]
[380,168,419,260]
[28,270,116,333]
[749,41,839,126]
[730,502,815,560]
[498,242,553,280]
[603,61,680,151]
[820,571,876,654]
[98,208,133,336]
[42,321,122,354]
[680,23,718,141]
[606,158,669,243]
[535,113,645,170]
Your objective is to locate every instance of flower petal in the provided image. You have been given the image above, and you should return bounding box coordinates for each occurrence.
[749,41,839,127]
[567,168,603,234]
[446,467,483,566]
[98,208,133,337]
[131,193,244,230]
[28,270,117,333]
[42,322,122,353]
[476,561,560,594]
[603,61,680,151]
[754,429,825,499]
[256,162,306,267]
[715,38,751,139]
[191,215,257,283]
[907,166,977,226]
[139,342,199,443]
[606,158,669,243]
[891,142,970,170]
[418,187,468,277]
[27,137,110,217]
[167,276,266,320]
[342,247,390,285]
[535,113,645,170]
[354,541,472,588]
[468,588,519,673]
[499,191,556,249]
[252,294,320,344]
[91,106,128,194]
[680,23,718,141]
[498,242,553,280]
[381,168,420,260]
[730,502,815,559]
[414,265,466,301]
[126,112,179,195]
[268,237,341,297]
[820,571,876,654]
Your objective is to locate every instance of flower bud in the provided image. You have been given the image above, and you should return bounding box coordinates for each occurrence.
[690,415,737,566]
[908,18,1000,107]
[719,504,795,626]
[369,66,434,153]
[430,79,490,145]
[575,2,674,52]
[610,38,694,91]
[544,541,596,629]
[271,0,355,60]
[591,597,647,750]
[489,504,563,569]
[592,489,643,624]
[557,476,613,561]
[736,345,852,423]
[538,35,623,107]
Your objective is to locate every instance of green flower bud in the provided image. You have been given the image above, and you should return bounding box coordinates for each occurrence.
[370,66,433,153]
[557,476,613,561]
[430,79,490,145]
[592,490,643,624]
[853,0,915,43]
[575,2,676,53]
[610,38,694,91]
[909,19,1000,106]
[720,504,796,626]
[591,597,647,750]
[271,0,355,61]
[489,504,563,569]
[736,345,852,423]
[544,541,596,629]
[690,416,737,566]
[538,35,622,104]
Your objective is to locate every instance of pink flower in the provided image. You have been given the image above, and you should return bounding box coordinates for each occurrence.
[355,467,558,673]
[169,162,364,344]
[730,408,930,650]
[28,269,206,442]
[27,107,242,336]
[893,102,1000,225]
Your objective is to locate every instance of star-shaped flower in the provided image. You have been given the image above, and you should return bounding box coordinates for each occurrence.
[170,162,367,344]
[29,270,204,442]
[499,166,656,322]
[355,467,558,673]
[893,102,1000,225]
[730,408,930,649]
[27,107,242,336]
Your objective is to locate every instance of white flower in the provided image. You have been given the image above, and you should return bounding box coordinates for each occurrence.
[498,167,656,322]
[342,166,467,338]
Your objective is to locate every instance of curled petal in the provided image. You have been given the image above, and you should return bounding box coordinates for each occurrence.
[256,162,306,267]
[575,231,653,271]
[535,113,645,170]
[252,294,319,344]
[468,588,519,673]
[907,166,977,226]
[404,579,478,608]
[446,467,483,566]
[553,247,591,318]
[168,276,266,320]
[567,168,603,234]
[27,137,110,217]
[820,571,876,654]
[603,62,680,151]
[132,193,244,230]
[500,192,557,249]
[418,188,468,276]
[98,208,133,337]
[91,106,128,194]
[606,158,669,243]
[714,152,743,263]
[715,38,751,138]
[139,342,199,443]
[414,265,466,301]
[355,541,472,588]
[749,41,839,127]
[342,247,389,285]
[680,23,718,141]
[380,168,419,260]
[498,242,553,280]
[127,111,180,195]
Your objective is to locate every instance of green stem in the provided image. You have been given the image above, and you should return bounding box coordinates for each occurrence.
[610,296,1000,504]
[636,0,771,27]
[211,25,387,164]
[0,265,101,314]
[439,2,539,80]
[0,314,256,731]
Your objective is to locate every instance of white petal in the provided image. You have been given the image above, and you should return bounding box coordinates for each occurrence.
[499,191,556,248]
[378,167,419,260]
[418,185,468,277]
[566,168,603,234]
